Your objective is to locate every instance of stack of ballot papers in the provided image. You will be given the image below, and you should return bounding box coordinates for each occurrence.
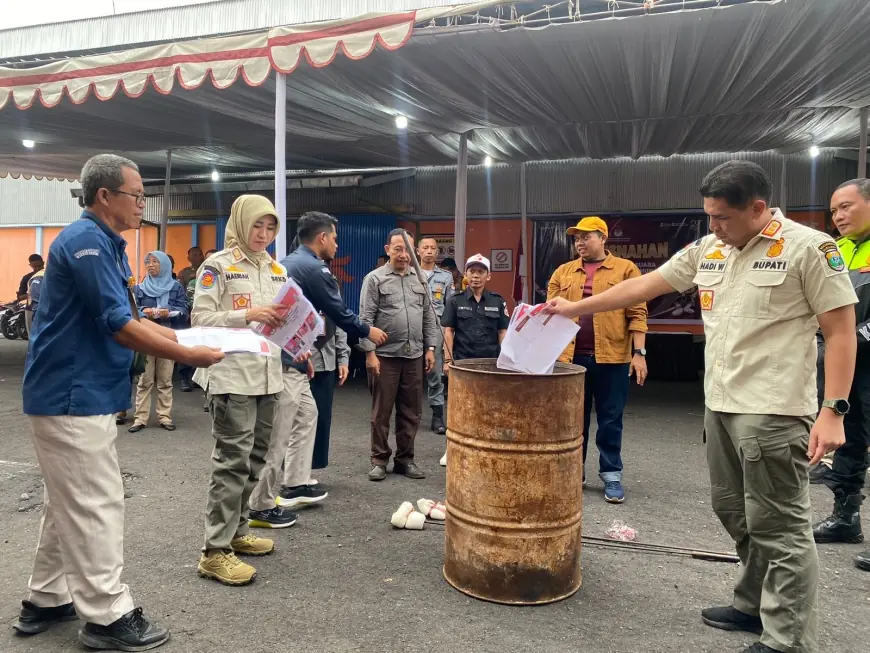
[254,277,325,359]
[497,303,580,375]
[176,327,272,356]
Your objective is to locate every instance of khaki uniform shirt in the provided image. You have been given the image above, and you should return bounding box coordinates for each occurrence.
[658,210,858,416]
[191,246,286,396]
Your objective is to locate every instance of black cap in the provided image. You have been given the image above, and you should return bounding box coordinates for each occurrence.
[441,257,458,269]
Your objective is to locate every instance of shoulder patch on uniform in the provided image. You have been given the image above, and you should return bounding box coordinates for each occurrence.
[818,241,845,272]
[760,219,782,238]
[199,265,219,289]
[270,261,285,275]
[74,248,100,259]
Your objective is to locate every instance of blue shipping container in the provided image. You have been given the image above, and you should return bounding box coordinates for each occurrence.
[330,214,397,315]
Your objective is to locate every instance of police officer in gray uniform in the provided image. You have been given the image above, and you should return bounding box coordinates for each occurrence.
[416,237,454,435]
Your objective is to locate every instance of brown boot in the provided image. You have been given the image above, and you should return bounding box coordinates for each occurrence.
[197,550,256,586]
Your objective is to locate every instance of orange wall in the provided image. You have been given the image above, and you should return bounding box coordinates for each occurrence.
[419,218,531,310]
[199,224,217,252]
[0,229,37,300]
[165,225,192,276]
[42,227,64,257]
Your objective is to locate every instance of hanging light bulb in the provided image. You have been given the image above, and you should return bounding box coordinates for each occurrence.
[809,145,820,158]
[22,139,35,148]
[484,156,493,167]
[211,170,220,181]
[395,115,408,129]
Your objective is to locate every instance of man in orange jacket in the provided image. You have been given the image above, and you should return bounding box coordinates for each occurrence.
[547,217,649,503]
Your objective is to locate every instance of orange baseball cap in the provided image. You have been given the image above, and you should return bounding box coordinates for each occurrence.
[566,216,608,237]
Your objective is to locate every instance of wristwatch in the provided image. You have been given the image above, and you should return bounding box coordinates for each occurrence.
[821,398,850,416]
[427,346,436,352]
[633,348,647,357]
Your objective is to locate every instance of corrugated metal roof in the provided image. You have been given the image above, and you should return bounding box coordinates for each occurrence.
[0,176,78,225]
[3,153,857,227]
[0,0,487,60]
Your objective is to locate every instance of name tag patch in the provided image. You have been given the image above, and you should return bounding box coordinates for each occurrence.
[225,272,250,281]
[699,261,727,272]
[751,260,789,272]
[699,290,715,311]
[271,276,287,283]
[457,306,472,311]
[74,248,100,259]
[484,306,498,312]
[232,293,251,310]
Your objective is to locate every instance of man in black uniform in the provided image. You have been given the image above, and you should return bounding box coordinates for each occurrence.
[440,254,510,466]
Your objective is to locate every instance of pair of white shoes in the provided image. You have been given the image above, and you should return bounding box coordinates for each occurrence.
[391,499,447,530]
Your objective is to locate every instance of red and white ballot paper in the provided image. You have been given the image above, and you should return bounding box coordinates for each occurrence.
[254,277,324,358]
[497,303,579,374]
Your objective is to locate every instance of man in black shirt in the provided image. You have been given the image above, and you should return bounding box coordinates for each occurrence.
[440,254,510,466]
[17,254,44,301]
[441,254,509,364]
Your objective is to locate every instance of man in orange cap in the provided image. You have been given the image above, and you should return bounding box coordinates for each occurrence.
[547,216,648,503]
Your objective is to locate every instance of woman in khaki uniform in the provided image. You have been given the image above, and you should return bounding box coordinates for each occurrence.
[191,195,289,586]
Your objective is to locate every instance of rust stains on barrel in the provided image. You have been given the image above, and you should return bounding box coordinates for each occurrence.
[443,358,585,605]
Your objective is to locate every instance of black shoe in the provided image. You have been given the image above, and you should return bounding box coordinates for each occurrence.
[393,462,426,479]
[369,465,387,481]
[13,600,77,635]
[159,423,176,432]
[855,549,870,571]
[179,378,193,392]
[127,423,145,433]
[431,405,446,435]
[276,484,328,508]
[116,415,126,426]
[809,463,832,485]
[741,643,779,653]
[813,494,863,544]
[79,607,169,652]
[700,605,763,635]
[248,507,298,529]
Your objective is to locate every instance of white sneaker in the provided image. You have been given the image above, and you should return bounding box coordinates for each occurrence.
[439,452,447,467]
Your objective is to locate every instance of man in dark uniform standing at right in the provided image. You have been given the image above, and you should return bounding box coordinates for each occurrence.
[440,254,510,466]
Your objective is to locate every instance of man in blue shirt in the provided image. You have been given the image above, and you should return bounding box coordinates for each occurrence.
[15,154,223,651]
[247,211,387,528]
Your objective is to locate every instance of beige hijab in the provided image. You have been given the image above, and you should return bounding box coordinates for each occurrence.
[224,195,280,261]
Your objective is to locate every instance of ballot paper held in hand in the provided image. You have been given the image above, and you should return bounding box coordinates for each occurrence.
[176,327,272,356]
[497,303,579,374]
[254,277,324,358]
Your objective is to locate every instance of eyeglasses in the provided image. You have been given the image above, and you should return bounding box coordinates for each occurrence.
[112,190,147,205]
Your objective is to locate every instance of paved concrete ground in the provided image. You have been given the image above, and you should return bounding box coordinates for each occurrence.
[0,338,867,653]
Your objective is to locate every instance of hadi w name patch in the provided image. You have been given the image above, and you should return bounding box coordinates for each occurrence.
[751,260,789,272]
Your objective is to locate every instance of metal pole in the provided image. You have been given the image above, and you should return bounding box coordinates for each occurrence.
[520,163,529,304]
[859,107,868,178]
[158,149,171,251]
[779,157,787,213]
[274,71,288,260]
[453,133,469,266]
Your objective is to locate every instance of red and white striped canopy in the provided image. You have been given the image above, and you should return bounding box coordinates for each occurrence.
[0,3,495,111]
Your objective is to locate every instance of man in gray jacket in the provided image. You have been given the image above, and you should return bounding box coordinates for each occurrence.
[360,229,438,481]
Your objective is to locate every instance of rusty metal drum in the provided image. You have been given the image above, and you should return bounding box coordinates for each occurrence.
[442,358,585,605]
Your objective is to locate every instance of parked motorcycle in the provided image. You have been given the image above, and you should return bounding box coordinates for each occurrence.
[0,300,27,340]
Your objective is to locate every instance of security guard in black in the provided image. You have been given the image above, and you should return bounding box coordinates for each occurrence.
[441,254,510,362]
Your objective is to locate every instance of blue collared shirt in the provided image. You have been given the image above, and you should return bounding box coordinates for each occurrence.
[23,211,135,416]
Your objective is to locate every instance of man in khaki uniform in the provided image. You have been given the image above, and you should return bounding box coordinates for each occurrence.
[546,161,858,653]
[192,195,290,586]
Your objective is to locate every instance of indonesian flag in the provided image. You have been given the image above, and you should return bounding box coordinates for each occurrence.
[513,234,524,302]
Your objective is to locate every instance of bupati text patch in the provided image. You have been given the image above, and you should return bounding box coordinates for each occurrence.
[751,260,789,272]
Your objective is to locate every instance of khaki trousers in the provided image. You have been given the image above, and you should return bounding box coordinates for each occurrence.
[133,356,174,426]
[26,415,135,626]
[249,368,318,512]
[705,410,818,653]
[204,393,278,551]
